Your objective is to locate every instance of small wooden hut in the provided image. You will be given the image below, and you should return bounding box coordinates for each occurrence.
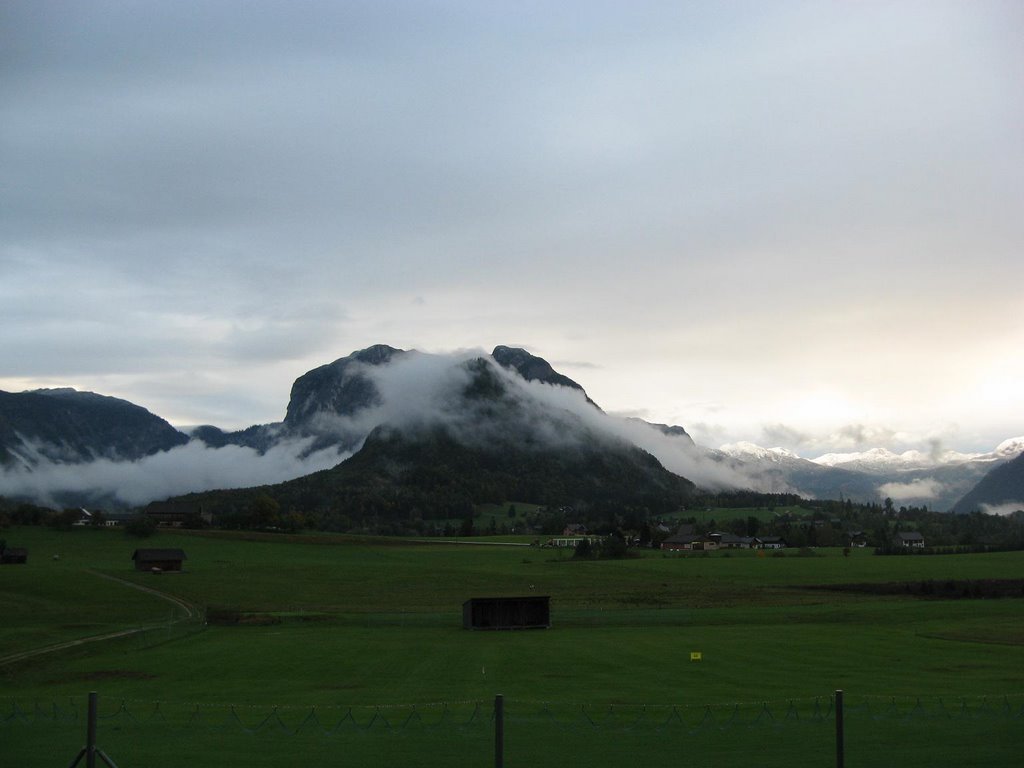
[131,548,187,572]
[0,547,28,565]
[462,596,550,630]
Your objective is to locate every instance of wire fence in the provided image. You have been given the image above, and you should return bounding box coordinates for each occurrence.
[3,693,1023,768]
[5,692,1022,729]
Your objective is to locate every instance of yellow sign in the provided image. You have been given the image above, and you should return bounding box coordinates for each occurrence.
[690,651,702,661]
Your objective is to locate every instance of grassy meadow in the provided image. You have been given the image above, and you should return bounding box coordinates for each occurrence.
[2,525,1023,766]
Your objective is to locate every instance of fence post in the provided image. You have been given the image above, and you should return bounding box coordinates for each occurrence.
[86,691,98,768]
[66,693,120,768]
[835,689,844,768]
[494,694,504,768]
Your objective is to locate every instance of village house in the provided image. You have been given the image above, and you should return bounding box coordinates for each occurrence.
[716,533,757,549]
[661,526,789,552]
[100,512,136,527]
[144,501,211,528]
[71,508,95,526]
[545,535,603,548]
[660,531,719,551]
[897,531,925,548]
[848,531,869,548]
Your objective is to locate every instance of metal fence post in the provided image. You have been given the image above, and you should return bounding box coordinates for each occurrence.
[66,692,120,768]
[494,694,504,768]
[835,689,844,768]
[86,691,98,768]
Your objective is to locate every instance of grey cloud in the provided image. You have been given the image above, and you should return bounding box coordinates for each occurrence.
[761,424,810,449]
[877,479,945,503]
[2,2,1021,447]
[980,502,1024,517]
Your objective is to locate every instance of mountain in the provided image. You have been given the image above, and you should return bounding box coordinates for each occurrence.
[808,439,1023,511]
[184,351,694,528]
[812,437,1024,472]
[953,452,1024,514]
[717,442,883,500]
[190,344,407,455]
[2,345,1021,517]
[0,388,188,467]
[193,345,597,458]
[639,420,695,446]
[717,438,1024,511]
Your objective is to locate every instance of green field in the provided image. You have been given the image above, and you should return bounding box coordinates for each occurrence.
[2,526,1023,766]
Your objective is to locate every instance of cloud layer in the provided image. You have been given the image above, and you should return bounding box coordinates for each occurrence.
[1,2,1022,453]
[0,438,349,509]
[1,349,784,507]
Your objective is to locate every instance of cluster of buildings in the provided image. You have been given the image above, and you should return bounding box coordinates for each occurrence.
[657,525,926,552]
[659,527,787,552]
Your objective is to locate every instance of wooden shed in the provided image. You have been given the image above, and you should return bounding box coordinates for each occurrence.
[132,548,187,572]
[462,596,550,630]
[0,547,28,565]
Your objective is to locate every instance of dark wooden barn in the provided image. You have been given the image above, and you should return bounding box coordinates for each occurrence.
[462,596,551,630]
[0,547,28,565]
[132,548,187,572]
[144,500,210,527]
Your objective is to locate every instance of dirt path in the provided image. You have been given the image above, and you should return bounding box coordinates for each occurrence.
[90,571,200,621]
[0,571,201,668]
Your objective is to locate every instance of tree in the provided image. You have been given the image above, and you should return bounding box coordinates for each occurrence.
[48,508,81,531]
[600,533,628,559]
[125,514,157,538]
[250,493,281,529]
[573,538,593,559]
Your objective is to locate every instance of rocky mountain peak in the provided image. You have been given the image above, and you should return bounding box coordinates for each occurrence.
[491,345,597,407]
[283,344,407,426]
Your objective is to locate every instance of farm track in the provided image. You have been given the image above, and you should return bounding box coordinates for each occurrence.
[0,570,201,668]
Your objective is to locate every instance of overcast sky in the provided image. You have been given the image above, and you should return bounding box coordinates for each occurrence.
[2,1,1022,457]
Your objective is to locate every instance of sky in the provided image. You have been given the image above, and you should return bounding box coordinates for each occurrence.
[2,0,1022,458]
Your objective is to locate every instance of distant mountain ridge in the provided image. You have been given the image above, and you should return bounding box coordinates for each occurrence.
[717,439,1024,511]
[0,388,188,467]
[0,345,1020,513]
[811,437,1024,472]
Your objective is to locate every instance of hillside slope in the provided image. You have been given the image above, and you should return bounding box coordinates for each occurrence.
[0,388,187,467]
[953,452,1024,514]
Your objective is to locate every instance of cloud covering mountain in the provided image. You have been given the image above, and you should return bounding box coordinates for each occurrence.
[1,345,1021,511]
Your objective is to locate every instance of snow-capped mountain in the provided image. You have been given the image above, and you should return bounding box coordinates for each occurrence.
[992,437,1024,460]
[719,442,801,463]
[811,437,1024,472]
[718,437,1024,511]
